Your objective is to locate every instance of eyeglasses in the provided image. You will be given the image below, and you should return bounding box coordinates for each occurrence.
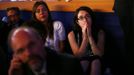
[35,9,47,13]
[7,14,17,18]
[8,14,17,17]
[77,14,91,20]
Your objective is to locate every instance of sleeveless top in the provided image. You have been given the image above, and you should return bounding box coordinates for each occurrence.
[73,29,94,60]
[68,23,100,59]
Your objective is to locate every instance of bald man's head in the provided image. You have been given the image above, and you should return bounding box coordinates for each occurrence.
[8,27,42,49]
[8,27,46,71]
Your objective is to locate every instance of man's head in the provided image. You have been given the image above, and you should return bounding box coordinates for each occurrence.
[6,7,21,24]
[8,27,45,71]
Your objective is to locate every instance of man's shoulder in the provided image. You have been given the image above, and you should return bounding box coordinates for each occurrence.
[45,47,84,75]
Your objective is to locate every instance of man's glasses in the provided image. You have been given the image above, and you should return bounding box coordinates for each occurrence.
[8,14,17,18]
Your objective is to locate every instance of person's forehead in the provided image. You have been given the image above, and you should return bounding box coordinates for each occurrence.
[13,29,32,38]
[11,30,35,46]
[11,31,32,52]
[37,5,47,9]
[16,31,30,37]
[78,10,88,15]
[11,28,39,44]
[12,31,29,41]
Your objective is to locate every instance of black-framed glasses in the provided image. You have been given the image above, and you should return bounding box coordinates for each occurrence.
[8,14,17,18]
[77,14,91,20]
[35,9,47,13]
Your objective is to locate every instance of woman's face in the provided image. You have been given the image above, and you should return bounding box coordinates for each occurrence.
[77,10,92,28]
[35,5,48,22]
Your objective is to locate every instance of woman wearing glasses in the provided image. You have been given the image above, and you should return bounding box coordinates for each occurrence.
[68,6,105,75]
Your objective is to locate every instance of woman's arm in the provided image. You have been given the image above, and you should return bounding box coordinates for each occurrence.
[68,31,88,57]
[55,21,66,53]
[87,29,105,56]
[59,40,65,53]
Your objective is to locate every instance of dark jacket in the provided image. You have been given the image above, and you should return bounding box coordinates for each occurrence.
[22,48,84,75]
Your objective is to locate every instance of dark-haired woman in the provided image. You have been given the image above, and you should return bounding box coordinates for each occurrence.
[68,6,105,75]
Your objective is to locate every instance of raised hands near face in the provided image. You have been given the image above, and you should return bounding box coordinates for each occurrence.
[77,10,92,36]
[8,54,24,75]
[81,25,92,38]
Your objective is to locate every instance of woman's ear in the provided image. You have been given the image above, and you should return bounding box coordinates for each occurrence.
[76,20,79,25]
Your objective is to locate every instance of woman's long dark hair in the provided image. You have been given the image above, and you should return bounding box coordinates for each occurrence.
[32,1,53,39]
[73,6,99,44]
